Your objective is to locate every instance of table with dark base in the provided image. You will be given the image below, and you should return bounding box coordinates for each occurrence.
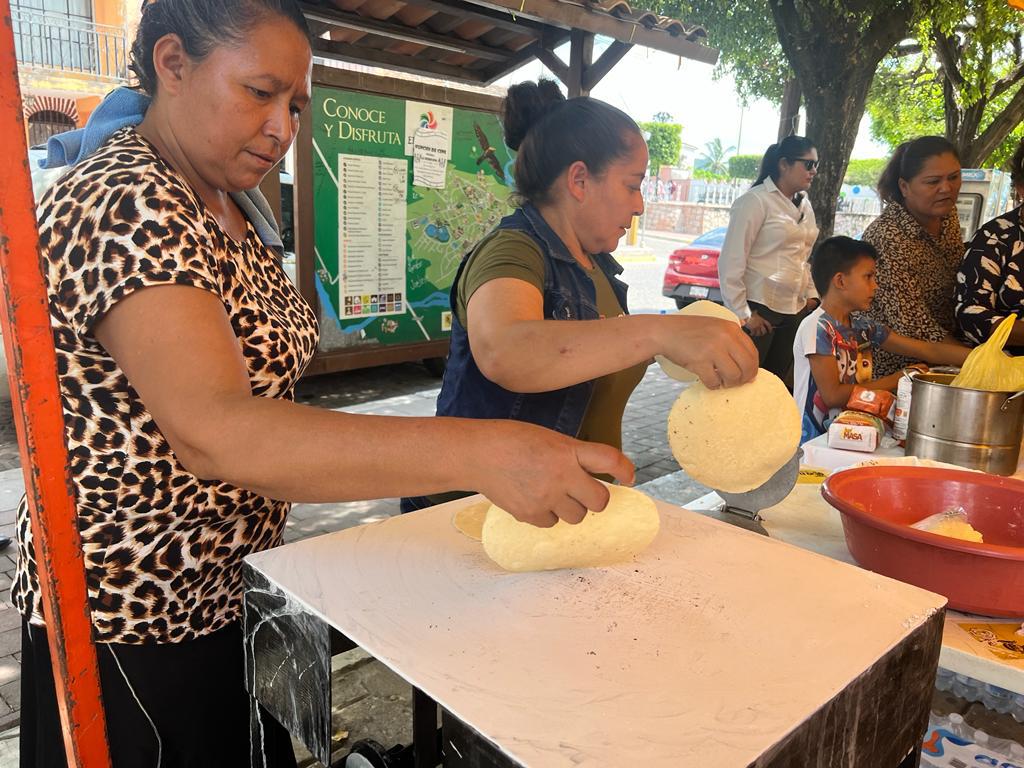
[244,496,946,767]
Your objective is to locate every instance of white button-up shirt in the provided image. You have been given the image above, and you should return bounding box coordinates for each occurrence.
[717,176,819,320]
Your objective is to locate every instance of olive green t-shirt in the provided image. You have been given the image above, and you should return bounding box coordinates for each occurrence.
[457,229,646,451]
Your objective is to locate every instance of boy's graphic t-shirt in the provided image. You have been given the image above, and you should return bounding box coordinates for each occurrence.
[792,306,890,442]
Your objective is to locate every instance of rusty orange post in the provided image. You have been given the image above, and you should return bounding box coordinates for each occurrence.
[0,4,111,767]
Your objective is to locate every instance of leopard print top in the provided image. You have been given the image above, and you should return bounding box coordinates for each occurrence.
[13,128,319,644]
[862,202,964,376]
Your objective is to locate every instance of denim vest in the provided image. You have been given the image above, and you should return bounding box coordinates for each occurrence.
[436,203,629,432]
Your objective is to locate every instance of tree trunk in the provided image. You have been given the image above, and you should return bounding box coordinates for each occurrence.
[777,78,802,141]
[766,0,919,239]
[802,71,876,239]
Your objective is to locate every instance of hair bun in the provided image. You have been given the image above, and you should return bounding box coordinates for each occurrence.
[502,78,566,151]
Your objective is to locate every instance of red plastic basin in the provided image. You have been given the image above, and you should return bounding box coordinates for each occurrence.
[821,466,1024,617]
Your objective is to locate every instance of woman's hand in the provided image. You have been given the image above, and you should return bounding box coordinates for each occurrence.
[657,316,759,389]
[470,420,635,528]
[743,311,774,337]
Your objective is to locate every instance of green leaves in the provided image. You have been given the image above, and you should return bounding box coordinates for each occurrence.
[639,121,683,174]
[866,0,1024,167]
[696,137,735,175]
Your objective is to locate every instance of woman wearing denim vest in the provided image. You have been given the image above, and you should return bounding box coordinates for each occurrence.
[403,80,758,514]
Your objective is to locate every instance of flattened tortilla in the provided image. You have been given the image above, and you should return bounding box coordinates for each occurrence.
[667,368,800,493]
[481,484,660,572]
[656,301,741,382]
[452,500,490,541]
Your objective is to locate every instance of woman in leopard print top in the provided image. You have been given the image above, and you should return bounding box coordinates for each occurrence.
[863,136,965,376]
[19,2,633,765]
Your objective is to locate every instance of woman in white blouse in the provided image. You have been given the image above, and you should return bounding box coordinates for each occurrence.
[718,135,820,384]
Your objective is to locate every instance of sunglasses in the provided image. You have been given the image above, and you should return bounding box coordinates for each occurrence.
[788,158,819,171]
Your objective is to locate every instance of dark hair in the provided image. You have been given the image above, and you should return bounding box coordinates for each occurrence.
[877,136,960,205]
[130,0,311,95]
[752,135,816,187]
[810,236,878,296]
[1009,137,1024,189]
[504,79,643,206]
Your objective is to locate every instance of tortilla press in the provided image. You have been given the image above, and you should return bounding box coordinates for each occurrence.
[704,449,804,536]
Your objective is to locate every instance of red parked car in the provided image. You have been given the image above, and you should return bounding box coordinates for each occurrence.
[661,226,727,309]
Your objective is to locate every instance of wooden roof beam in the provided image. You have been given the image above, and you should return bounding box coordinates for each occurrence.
[479,29,570,84]
[388,0,547,37]
[466,0,718,63]
[313,37,488,82]
[302,2,513,61]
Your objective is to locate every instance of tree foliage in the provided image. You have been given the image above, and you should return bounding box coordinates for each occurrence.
[639,120,683,173]
[843,158,888,187]
[652,0,789,103]
[696,138,735,175]
[728,154,761,179]
[641,0,930,236]
[866,0,1024,169]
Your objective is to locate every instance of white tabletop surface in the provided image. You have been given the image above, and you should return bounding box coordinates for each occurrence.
[247,496,945,767]
[685,484,1024,696]
[801,433,1024,478]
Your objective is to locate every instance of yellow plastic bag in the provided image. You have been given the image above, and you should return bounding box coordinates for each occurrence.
[951,314,1024,392]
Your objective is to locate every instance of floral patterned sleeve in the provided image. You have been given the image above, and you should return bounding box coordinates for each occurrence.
[954,207,1024,346]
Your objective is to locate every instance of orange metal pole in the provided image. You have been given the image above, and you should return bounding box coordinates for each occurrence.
[0,5,111,767]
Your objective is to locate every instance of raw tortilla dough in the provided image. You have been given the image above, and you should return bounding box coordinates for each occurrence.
[656,300,741,382]
[452,500,490,541]
[481,484,660,572]
[667,368,800,493]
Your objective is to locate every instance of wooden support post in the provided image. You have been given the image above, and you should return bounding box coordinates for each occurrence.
[567,28,594,97]
[583,40,633,93]
[293,105,318,319]
[536,32,627,97]
[0,3,112,766]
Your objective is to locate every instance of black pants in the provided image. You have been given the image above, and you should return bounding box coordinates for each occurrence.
[21,620,297,768]
[746,301,807,389]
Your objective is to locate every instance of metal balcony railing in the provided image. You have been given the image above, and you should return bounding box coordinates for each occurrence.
[13,8,129,81]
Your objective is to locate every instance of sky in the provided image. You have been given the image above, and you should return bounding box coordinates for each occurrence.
[495,41,891,161]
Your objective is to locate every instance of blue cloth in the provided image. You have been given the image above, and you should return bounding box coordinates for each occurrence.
[39,87,282,251]
[401,203,629,513]
[41,88,149,169]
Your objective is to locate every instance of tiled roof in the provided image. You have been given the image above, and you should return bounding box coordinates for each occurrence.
[301,0,717,86]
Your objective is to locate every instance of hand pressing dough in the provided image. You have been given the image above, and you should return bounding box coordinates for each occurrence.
[452,500,490,541]
[668,368,800,493]
[656,301,741,382]
[481,484,660,572]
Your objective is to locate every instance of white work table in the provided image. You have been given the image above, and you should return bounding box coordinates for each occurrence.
[244,494,945,767]
[665,481,1024,700]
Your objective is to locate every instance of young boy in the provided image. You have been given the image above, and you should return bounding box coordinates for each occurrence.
[793,236,970,443]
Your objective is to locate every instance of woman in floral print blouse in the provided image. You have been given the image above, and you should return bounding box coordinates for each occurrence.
[954,138,1024,356]
[863,136,965,376]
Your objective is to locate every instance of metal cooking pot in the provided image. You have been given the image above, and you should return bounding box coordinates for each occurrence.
[906,373,1024,476]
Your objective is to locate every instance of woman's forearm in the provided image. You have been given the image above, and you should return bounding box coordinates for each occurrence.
[177,398,627,507]
[176,399,490,501]
[474,314,661,392]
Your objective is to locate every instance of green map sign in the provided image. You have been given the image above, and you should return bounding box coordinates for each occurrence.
[311,85,515,349]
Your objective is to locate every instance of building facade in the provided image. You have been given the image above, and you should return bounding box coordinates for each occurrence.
[13,0,140,146]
